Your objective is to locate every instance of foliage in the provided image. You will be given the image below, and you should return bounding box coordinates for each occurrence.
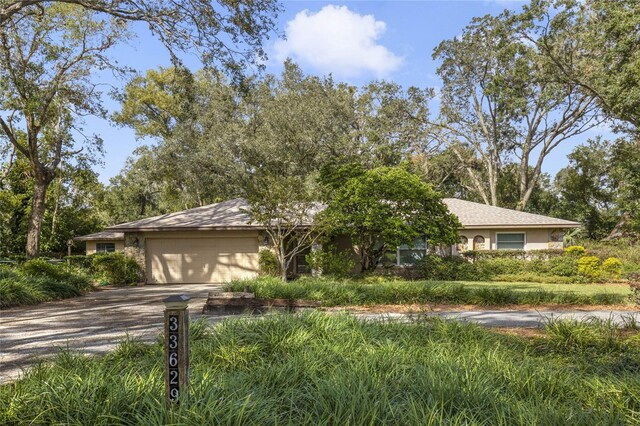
[258,250,280,277]
[226,276,627,307]
[0,3,127,258]
[547,256,580,278]
[91,253,143,286]
[0,1,282,80]
[305,247,355,278]
[2,313,639,424]
[20,259,91,292]
[432,3,601,211]
[0,264,90,308]
[564,246,587,256]
[244,175,320,281]
[601,258,623,280]
[319,166,460,272]
[417,255,477,281]
[577,256,602,281]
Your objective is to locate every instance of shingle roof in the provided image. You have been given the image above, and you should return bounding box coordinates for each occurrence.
[74,230,124,241]
[443,198,581,229]
[107,198,257,231]
[101,197,580,233]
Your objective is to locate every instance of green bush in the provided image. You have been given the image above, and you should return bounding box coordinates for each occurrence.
[601,257,623,280]
[64,255,92,269]
[577,256,601,281]
[258,249,280,276]
[91,253,142,286]
[474,258,527,277]
[20,259,91,291]
[306,247,355,277]
[547,256,579,277]
[564,245,587,256]
[0,264,85,308]
[418,255,478,281]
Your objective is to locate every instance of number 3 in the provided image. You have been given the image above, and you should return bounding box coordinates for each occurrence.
[169,316,178,331]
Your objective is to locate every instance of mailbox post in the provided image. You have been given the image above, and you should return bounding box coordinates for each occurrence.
[163,295,190,407]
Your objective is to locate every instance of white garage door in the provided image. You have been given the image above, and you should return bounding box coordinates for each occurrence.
[146,237,259,284]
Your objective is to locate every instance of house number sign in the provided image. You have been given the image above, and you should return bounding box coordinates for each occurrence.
[163,295,190,407]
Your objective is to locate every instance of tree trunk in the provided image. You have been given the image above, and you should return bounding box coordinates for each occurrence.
[26,174,49,258]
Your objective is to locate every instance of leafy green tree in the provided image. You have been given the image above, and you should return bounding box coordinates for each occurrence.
[244,175,320,281]
[0,4,126,257]
[319,166,460,272]
[433,7,602,211]
[0,0,282,77]
[524,0,640,131]
[553,138,617,239]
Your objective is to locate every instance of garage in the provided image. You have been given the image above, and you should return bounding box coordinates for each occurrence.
[146,236,259,284]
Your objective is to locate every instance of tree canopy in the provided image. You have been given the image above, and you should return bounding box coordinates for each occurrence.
[319,166,460,272]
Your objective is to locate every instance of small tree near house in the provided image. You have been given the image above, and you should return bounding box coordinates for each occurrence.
[319,165,460,273]
[244,175,322,281]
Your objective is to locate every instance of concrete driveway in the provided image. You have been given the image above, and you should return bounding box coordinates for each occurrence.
[0,284,222,384]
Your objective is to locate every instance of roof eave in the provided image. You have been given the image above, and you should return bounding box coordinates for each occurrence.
[460,223,581,229]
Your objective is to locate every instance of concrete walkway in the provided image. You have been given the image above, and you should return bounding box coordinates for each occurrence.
[1,286,638,384]
[0,284,223,384]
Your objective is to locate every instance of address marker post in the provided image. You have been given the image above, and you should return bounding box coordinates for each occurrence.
[163,295,191,407]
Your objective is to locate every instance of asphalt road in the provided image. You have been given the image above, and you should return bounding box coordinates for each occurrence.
[1,285,638,384]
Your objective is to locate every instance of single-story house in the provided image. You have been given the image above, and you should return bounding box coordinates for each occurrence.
[75,198,580,284]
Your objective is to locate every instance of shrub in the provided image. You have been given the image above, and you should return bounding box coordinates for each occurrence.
[417,255,478,281]
[91,253,142,286]
[64,255,92,270]
[0,265,84,308]
[577,256,601,281]
[601,257,623,280]
[258,249,280,276]
[306,247,355,277]
[20,259,91,291]
[474,258,527,278]
[548,256,579,277]
[564,245,587,256]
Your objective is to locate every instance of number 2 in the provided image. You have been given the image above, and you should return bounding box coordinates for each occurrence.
[169,370,179,385]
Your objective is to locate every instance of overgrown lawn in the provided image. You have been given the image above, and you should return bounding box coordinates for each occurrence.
[1,313,639,425]
[225,276,631,307]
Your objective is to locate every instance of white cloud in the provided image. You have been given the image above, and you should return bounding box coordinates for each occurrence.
[274,5,403,78]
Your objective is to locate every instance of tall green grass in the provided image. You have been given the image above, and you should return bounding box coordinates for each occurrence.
[225,276,628,306]
[0,262,91,308]
[1,313,638,425]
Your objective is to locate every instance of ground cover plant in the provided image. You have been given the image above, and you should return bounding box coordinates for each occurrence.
[1,313,639,425]
[226,276,629,307]
[0,260,91,308]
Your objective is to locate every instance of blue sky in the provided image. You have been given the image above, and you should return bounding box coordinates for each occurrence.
[91,0,608,184]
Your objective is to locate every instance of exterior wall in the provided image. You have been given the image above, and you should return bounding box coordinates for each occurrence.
[85,240,124,255]
[457,228,565,252]
[458,230,491,252]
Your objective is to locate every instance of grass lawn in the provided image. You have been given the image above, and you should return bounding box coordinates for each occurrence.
[225,276,632,307]
[1,313,639,425]
[457,280,630,296]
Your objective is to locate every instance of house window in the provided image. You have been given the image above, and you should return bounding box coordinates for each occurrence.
[496,233,525,250]
[377,237,427,267]
[96,242,116,253]
[398,237,427,265]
